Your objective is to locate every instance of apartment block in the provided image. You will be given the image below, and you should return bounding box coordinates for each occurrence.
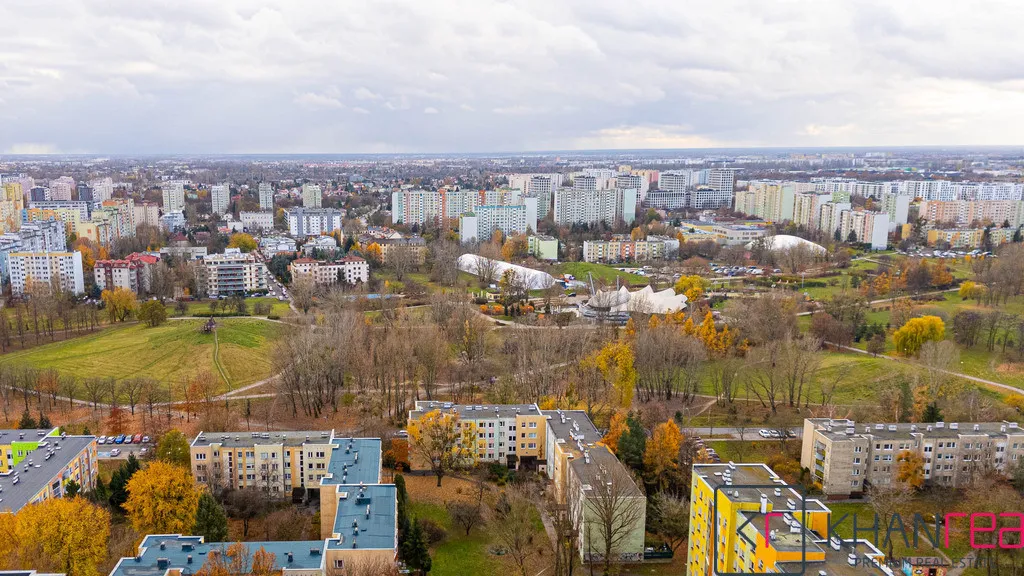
[289,256,369,285]
[926,227,1015,249]
[0,429,99,514]
[134,202,161,228]
[880,193,911,230]
[527,234,558,260]
[688,462,888,576]
[211,183,231,215]
[408,402,547,468]
[9,251,84,295]
[150,433,397,574]
[302,183,322,208]
[240,210,274,231]
[582,235,668,262]
[162,181,185,212]
[817,202,852,236]
[919,200,1024,228]
[202,248,267,296]
[544,409,647,563]
[94,253,159,294]
[840,210,889,250]
[407,402,646,564]
[553,187,637,226]
[90,177,114,202]
[286,207,343,237]
[0,182,24,233]
[802,418,1024,499]
[525,174,559,219]
[359,234,427,266]
[458,198,537,243]
[391,188,528,226]
[258,182,275,210]
[793,192,831,228]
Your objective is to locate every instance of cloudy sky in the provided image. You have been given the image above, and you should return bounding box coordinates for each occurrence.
[3,0,1024,154]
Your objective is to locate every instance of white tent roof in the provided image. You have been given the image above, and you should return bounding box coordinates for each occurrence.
[747,234,826,254]
[457,254,556,289]
[588,285,687,314]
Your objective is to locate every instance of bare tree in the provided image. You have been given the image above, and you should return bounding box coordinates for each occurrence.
[428,240,462,287]
[388,242,418,282]
[709,357,742,404]
[582,463,646,574]
[547,490,582,576]
[492,485,537,576]
[414,325,450,401]
[82,377,106,412]
[474,245,502,286]
[121,377,146,415]
[327,556,400,576]
[290,275,316,314]
[730,291,798,345]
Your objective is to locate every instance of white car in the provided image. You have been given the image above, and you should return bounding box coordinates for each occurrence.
[109,448,121,457]
[769,430,782,438]
[758,429,771,438]
[97,436,107,444]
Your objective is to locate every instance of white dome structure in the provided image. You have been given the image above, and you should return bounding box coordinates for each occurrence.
[746,234,826,254]
[457,254,556,289]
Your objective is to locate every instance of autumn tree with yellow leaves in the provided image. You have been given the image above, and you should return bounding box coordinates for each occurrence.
[195,543,277,576]
[893,315,944,356]
[365,242,384,266]
[673,275,709,302]
[101,287,138,322]
[895,450,925,490]
[408,409,478,487]
[602,411,628,452]
[0,496,110,576]
[580,341,636,409]
[124,461,202,536]
[643,420,684,491]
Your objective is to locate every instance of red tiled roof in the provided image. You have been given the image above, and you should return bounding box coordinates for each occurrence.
[291,258,318,264]
[340,255,366,263]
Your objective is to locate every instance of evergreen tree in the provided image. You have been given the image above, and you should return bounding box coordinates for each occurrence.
[193,491,229,542]
[38,412,51,428]
[899,380,913,422]
[846,230,858,243]
[108,454,142,511]
[18,411,37,429]
[616,412,647,471]
[834,229,842,243]
[64,480,81,498]
[1015,226,1023,243]
[401,519,432,574]
[921,402,943,423]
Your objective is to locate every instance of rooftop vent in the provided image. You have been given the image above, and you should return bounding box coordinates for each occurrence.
[157,558,169,569]
[187,555,193,564]
[287,552,293,563]
[309,547,321,556]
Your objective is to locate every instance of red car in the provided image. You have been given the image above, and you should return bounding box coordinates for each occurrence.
[133,434,143,444]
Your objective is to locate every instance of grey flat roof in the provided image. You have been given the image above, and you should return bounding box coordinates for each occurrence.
[328,485,397,550]
[191,430,334,449]
[809,418,1024,441]
[694,463,829,515]
[320,438,381,486]
[569,445,643,498]
[410,401,540,421]
[110,535,327,576]
[0,435,95,513]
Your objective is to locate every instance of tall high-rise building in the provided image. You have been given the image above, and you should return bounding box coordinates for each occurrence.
[553,188,637,226]
[49,177,75,201]
[161,181,185,212]
[211,184,230,215]
[76,183,93,202]
[89,177,114,202]
[691,168,736,209]
[258,182,274,210]
[457,198,538,243]
[572,175,597,192]
[526,175,556,219]
[302,183,322,208]
[8,251,85,295]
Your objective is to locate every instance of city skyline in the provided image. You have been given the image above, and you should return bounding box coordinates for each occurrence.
[4,1,1024,155]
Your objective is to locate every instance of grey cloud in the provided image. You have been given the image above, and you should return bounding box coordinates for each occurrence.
[2,0,1024,153]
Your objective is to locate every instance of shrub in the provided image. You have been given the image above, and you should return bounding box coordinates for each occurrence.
[417,518,447,546]
[267,314,280,320]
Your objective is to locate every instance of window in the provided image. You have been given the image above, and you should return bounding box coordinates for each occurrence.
[196,453,207,460]
[334,560,344,569]
[854,446,863,453]
[488,422,494,428]
[245,451,254,458]
[529,422,537,428]
[528,443,536,449]
[260,452,268,459]
[528,433,537,439]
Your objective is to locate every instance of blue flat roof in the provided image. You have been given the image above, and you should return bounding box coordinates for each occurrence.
[320,438,381,486]
[111,535,327,576]
[328,485,397,550]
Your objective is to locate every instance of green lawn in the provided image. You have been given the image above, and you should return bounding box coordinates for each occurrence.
[551,262,647,285]
[0,318,283,394]
[407,501,504,576]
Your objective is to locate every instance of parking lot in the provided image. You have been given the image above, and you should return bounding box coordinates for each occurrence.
[97,435,153,460]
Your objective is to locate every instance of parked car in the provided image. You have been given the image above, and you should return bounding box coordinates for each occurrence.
[133,434,143,444]
[758,429,771,438]
[124,435,133,444]
[114,434,125,444]
[142,435,150,444]
[97,436,107,445]
[139,447,148,456]
[768,430,782,438]
[109,448,121,457]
